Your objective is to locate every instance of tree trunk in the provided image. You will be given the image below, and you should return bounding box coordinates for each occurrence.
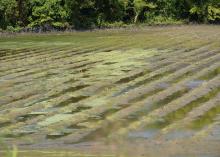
[134,11,139,23]
[17,0,26,26]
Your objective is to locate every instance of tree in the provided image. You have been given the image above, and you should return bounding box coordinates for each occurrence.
[208,5,220,22]
[0,0,219,30]
[119,0,156,23]
[28,0,68,29]
[95,0,124,27]
[0,0,17,29]
[65,0,97,29]
[16,0,31,27]
[189,0,220,23]
[133,0,156,23]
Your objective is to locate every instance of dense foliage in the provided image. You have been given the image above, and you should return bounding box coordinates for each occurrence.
[0,0,219,31]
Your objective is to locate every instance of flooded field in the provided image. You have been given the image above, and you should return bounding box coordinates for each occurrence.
[0,26,220,157]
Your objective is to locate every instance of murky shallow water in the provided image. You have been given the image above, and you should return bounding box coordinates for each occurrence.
[0,26,220,156]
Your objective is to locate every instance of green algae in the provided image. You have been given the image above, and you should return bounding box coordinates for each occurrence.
[198,67,220,80]
[157,87,220,128]
[154,88,190,108]
[0,27,220,151]
[38,114,73,127]
[188,104,220,130]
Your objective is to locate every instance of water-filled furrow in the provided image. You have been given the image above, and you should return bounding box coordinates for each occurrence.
[184,49,220,63]
[0,76,90,109]
[55,96,90,107]
[16,84,88,108]
[114,63,189,97]
[113,46,217,97]
[0,46,69,63]
[156,94,220,137]
[115,70,151,84]
[0,46,72,74]
[68,88,192,143]
[198,66,220,81]
[1,29,220,146]
[11,79,210,140]
[49,39,125,62]
[46,89,198,142]
[0,59,102,85]
[0,42,107,72]
[108,78,220,140]
[0,40,124,79]
[146,41,212,65]
[158,87,220,128]
[0,91,39,107]
[83,69,219,140]
[149,42,211,64]
[0,59,103,108]
[115,56,220,106]
[0,81,91,121]
[188,104,220,130]
[38,58,220,137]
[0,45,88,72]
[171,56,220,84]
[45,85,90,100]
[1,41,104,63]
[0,47,53,61]
[0,47,40,59]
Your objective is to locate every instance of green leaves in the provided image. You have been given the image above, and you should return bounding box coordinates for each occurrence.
[134,0,156,11]
[208,5,220,21]
[132,0,157,23]
[0,0,17,28]
[28,0,68,28]
[190,6,201,14]
[0,0,16,13]
[189,0,220,23]
[0,0,219,30]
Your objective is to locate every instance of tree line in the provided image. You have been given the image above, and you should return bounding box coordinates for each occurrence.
[0,0,219,31]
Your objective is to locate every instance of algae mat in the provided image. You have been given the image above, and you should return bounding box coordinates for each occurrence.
[0,26,220,157]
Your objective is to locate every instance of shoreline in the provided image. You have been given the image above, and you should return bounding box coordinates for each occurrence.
[1,24,220,37]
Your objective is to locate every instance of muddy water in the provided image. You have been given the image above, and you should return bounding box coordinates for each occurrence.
[0,26,220,157]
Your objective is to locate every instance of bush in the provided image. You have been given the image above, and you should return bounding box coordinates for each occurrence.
[144,15,184,25]
[6,26,22,33]
[208,5,220,22]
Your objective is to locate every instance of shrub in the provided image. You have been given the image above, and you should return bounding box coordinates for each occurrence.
[144,15,184,25]
[6,26,22,33]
